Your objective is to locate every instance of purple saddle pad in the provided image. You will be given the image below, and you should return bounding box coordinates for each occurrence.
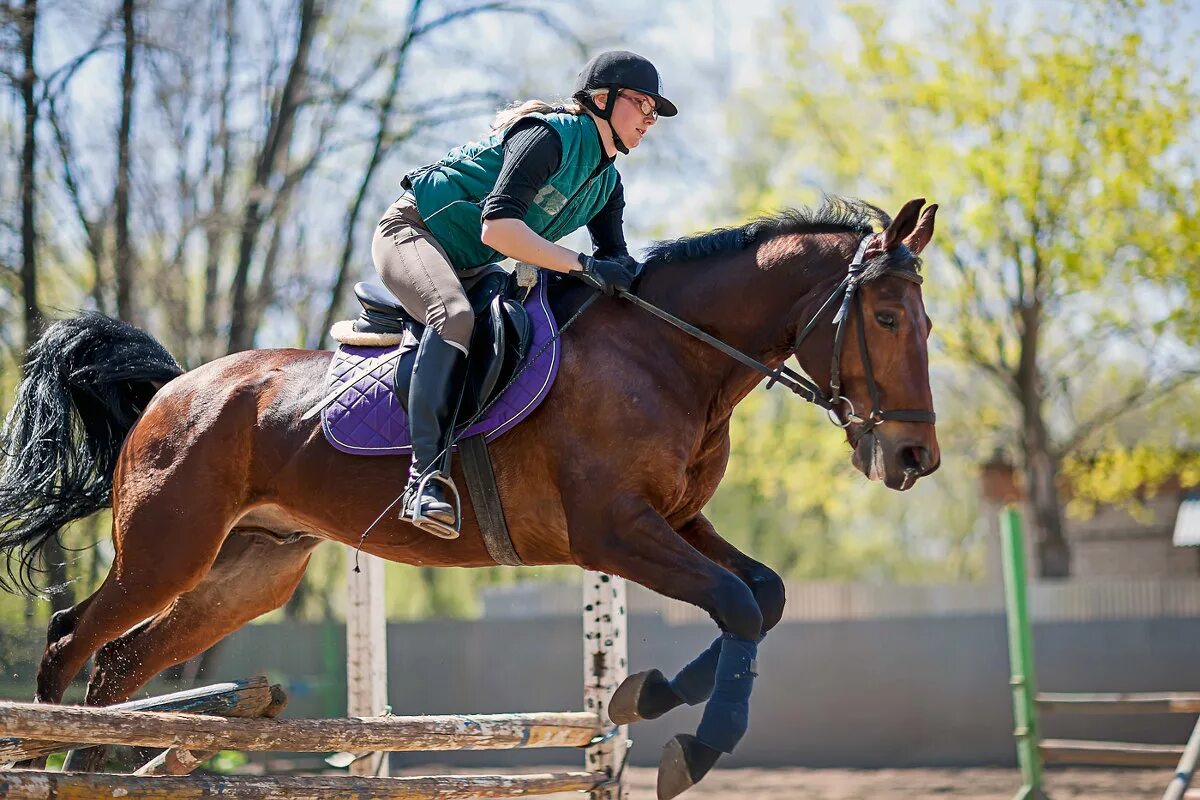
[321,275,559,456]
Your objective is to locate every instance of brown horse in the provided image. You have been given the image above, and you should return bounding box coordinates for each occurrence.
[0,197,938,797]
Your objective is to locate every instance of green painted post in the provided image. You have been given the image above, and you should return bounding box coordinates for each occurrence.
[1000,506,1045,800]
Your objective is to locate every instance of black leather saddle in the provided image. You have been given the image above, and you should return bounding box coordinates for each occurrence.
[351,264,534,423]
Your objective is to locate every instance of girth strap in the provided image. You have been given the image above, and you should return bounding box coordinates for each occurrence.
[458,434,524,566]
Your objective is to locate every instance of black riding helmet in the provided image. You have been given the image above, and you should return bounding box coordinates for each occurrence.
[572,50,677,155]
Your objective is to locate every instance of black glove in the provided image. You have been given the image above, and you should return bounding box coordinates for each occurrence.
[596,252,641,273]
[575,253,636,297]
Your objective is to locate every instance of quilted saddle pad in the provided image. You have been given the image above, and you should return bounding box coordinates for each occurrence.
[321,275,559,456]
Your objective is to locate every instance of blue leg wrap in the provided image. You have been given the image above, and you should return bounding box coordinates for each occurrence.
[668,635,723,705]
[694,633,758,754]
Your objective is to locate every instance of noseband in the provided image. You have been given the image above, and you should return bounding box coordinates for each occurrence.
[621,233,937,437]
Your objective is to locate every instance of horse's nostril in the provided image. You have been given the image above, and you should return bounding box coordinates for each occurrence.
[902,446,931,474]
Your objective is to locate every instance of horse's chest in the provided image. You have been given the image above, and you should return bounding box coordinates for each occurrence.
[662,428,731,522]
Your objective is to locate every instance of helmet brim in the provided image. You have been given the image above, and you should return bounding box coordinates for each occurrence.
[646,92,678,117]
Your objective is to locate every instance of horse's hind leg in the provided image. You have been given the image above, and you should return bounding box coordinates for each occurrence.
[83,531,319,706]
[35,490,236,704]
[60,531,317,772]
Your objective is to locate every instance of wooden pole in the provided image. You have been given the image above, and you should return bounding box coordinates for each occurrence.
[1040,739,1186,767]
[346,549,389,776]
[1162,715,1200,800]
[0,677,281,764]
[1037,693,1200,715]
[0,703,600,753]
[0,770,605,799]
[134,685,289,776]
[583,572,629,800]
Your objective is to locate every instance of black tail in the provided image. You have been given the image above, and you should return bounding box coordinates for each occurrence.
[0,312,184,595]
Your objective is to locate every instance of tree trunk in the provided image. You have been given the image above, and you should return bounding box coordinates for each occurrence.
[1022,402,1071,578]
[315,3,420,349]
[20,0,71,612]
[227,0,319,353]
[201,0,236,363]
[114,0,137,322]
[1016,300,1071,578]
[19,0,41,350]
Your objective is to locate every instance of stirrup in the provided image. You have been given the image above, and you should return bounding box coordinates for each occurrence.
[404,472,462,540]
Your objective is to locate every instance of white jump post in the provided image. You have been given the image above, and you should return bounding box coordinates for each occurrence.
[584,571,630,799]
[346,550,389,777]
[345,554,629,797]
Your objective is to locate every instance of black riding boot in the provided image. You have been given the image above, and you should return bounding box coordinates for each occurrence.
[402,327,466,538]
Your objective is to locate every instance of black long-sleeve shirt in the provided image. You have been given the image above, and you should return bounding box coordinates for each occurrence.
[480,117,628,258]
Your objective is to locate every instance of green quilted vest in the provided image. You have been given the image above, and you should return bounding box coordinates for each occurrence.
[406,112,619,270]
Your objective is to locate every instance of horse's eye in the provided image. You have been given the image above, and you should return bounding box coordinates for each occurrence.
[875,312,897,329]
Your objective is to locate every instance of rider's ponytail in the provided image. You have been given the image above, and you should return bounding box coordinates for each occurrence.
[490,97,588,131]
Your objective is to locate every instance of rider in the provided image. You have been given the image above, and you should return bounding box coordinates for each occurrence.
[372,50,677,537]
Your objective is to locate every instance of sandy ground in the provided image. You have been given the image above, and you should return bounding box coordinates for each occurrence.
[622,766,1195,799]
[531,766,1193,799]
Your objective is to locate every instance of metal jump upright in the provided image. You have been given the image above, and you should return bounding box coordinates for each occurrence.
[1000,506,1200,800]
[1000,506,1044,800]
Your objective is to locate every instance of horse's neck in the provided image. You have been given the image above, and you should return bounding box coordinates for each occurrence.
[636,232,854,415]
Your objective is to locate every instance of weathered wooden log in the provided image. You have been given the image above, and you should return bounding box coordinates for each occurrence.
[0,702,599,753]
[132,747,216,777]
[0,769,606,799]
[1040,738,1186,767]
[133,685,290,777]
[1,677,282,764]
[1037,692,1200,715]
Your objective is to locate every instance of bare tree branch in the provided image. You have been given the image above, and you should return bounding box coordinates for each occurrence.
[227,0,322,353]
[313,0,423,349]
[1055,369,1200,459]
[45,93,109,314]
[411,2,580,49]
[38,11,119,105]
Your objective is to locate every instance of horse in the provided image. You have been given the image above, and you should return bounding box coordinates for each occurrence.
[0,196,939,798]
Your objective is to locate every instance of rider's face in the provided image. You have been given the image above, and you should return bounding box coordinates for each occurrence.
[599,90,657,151]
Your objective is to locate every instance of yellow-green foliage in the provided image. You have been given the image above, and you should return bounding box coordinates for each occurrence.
[1064,445,1200,519]
[725,0,1199,536]
[707,388,984,582]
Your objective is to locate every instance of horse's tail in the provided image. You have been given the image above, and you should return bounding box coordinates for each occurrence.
[0,312,184,595]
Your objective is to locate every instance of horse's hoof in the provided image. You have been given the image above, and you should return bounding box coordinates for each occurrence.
[656,733,721,800]
[609,669,678,725]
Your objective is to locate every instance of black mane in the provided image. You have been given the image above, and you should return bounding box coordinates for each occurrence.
[642,197,892,267]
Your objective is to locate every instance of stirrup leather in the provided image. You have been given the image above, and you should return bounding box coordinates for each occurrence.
[402,472,462,540]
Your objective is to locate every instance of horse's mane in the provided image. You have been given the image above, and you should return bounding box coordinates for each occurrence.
[642,197,919,279]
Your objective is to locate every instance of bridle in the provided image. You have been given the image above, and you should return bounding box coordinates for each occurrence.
[620,233,937,438]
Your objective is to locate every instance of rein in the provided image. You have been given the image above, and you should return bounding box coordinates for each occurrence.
[622,233,936,435]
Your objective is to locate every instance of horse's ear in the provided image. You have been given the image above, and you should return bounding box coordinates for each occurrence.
[903,204,938,255]
[882,198,925,251]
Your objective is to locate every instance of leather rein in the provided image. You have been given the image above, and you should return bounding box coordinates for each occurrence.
[621,233,937,437]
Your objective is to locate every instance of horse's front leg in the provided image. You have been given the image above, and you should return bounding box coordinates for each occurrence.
[610,513,785,729]
[571,502,763,800]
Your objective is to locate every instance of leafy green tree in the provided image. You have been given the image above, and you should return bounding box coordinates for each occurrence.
[731,0,1200,576]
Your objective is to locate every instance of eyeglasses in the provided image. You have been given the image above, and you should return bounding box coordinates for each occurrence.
[618,91,658,120]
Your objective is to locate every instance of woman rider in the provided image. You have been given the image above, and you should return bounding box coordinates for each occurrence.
[372,50,677,537]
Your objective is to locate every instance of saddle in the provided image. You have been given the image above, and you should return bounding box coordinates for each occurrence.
[349,264,533,423]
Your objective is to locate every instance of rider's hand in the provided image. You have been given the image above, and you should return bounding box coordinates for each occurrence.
[575,253,637,297]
